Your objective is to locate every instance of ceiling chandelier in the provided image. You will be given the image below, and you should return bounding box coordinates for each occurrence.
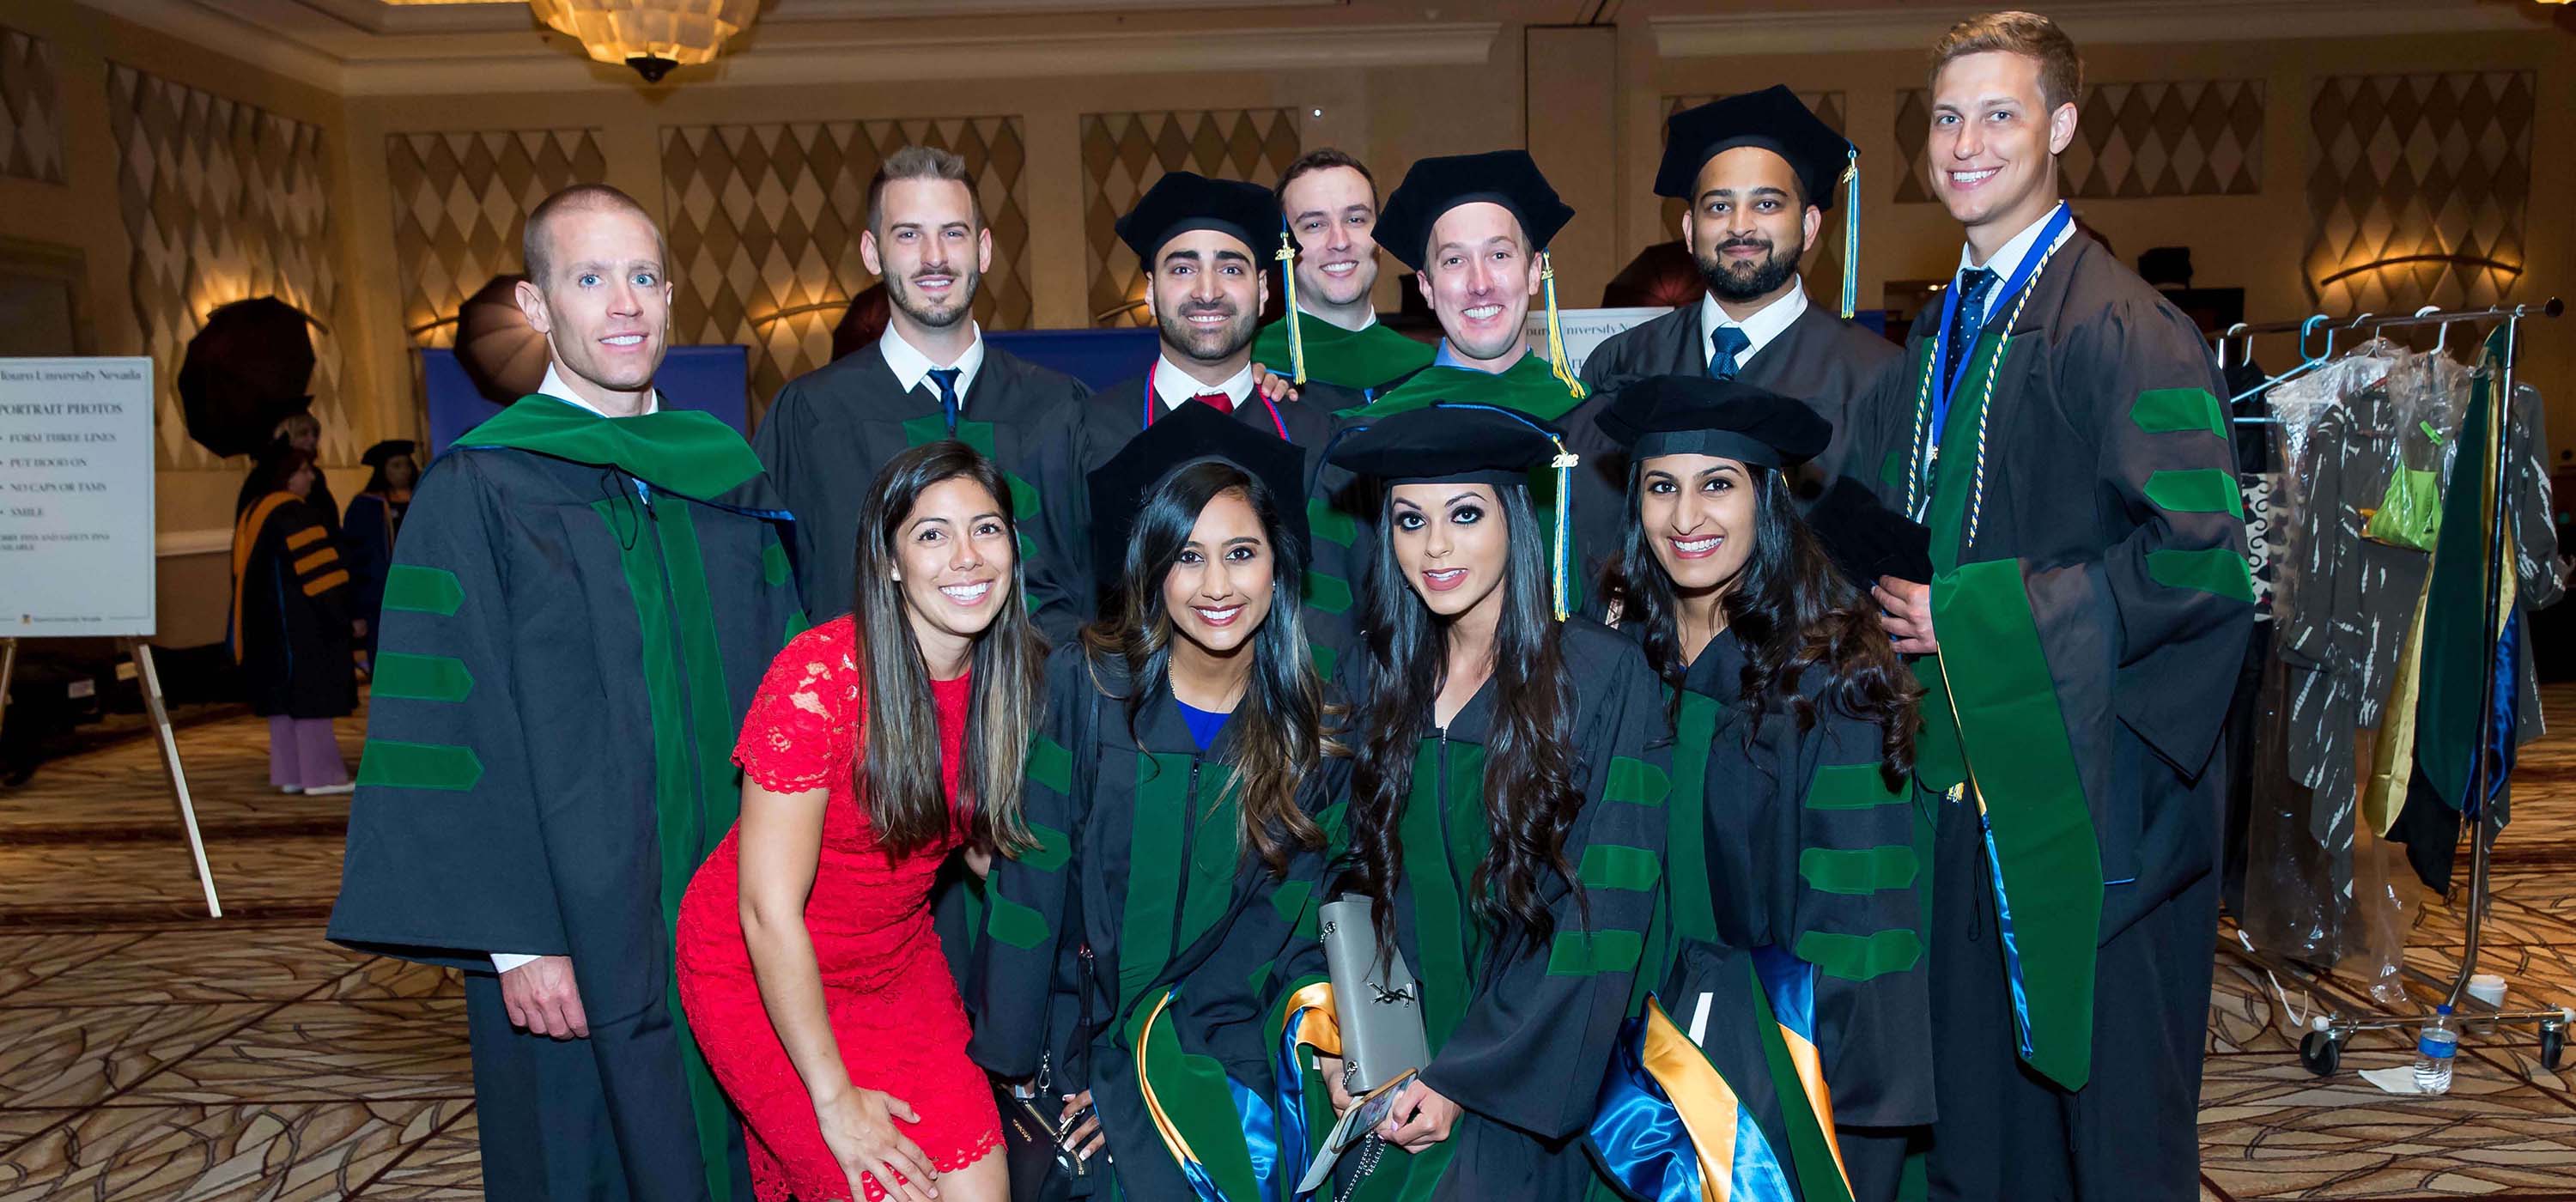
[526,0,760,83]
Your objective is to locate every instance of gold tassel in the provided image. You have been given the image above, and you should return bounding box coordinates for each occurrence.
[1540,252,1584,399]
[1277,225,1308,385]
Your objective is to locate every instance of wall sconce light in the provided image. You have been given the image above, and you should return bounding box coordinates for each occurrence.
[2316,252,2522,289]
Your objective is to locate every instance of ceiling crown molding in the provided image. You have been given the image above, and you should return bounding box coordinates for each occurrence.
[1652,0,2550,58]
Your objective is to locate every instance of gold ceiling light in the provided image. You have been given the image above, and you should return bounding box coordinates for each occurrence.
[526,0,759,83]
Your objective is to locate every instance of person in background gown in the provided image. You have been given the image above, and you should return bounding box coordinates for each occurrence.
[342,438,418,667]
[231,446,356,797]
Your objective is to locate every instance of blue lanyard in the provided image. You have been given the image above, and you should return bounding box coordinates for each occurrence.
[1923,202,2073,473]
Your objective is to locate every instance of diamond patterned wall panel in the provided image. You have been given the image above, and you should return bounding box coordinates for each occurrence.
[1081,109,1300,328]
[1894,80,2263,203]
[0,24,64,185]
[661,117,1030,419]
[2304,72,2531,313]
[106,64,345,471]
[386,130,605,349]
[1660,92,1846,302]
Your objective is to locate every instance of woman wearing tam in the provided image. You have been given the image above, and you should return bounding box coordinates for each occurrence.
[970,401,1345,1202]
[232,446,358,795]
[343,439,420,664]
[1321,402,1668,1199]
[676,440,1044,1202]
[1589,375,1932,1202]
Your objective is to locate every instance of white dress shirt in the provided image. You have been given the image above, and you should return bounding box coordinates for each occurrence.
[1150,355,1255,411]
[1302,303,1377,334]
[1958,204,2074,280]
[1699,281,1809,373]
[878,321,987,406]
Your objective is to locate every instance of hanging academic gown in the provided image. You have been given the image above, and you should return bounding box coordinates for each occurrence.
[1579,299,1903,499]
[755,337,1091,622]
[230,492,357,720]
[329,396,806,1202]
[1841,234,2251,1201]
[969,644,1344,1201]
[1024,373,1354,666]
[1252,311,1437,399]
[1333,353,1625,616]
[1635,627,1934,1202]
[1324,620,1669,1202]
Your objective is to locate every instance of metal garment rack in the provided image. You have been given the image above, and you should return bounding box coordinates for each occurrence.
[2213,297,2569,1076]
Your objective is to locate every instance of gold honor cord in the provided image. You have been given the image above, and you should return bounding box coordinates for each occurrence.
[1134,990,1206,1167]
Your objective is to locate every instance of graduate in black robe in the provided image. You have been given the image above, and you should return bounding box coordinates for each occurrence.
[1249,148,1435,399]
[331,182,804,1202]
[1024,173,1355,665]
[1333,151,1627,616]
[1841,22,2251,1198]
[343,439,418,660]
[1590,378,1934,1202]
[972,402,1345,1200]
[1581,86,1900,501]
[232,448,358,744]
[756,148,1090,627]
[1322,404,1670,1201]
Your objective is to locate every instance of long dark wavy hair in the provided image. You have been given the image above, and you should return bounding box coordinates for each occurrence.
[1595,460,1917,781]
[1079,458,1327,876]
[1348,483,1584,962]
[851,441,1047,859]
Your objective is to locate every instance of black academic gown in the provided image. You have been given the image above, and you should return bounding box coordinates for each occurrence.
[231,493,357,720]
[343,491,406,656]
[970,645,1344,1202]
[330,398,805,1202]
[1340,620,1670,1202]
[1024,372,1352,650]
[1580,297,1902,497]
[1841,234,2251,1201]
[1651,627,1934,1202]
[755,337,1091,622]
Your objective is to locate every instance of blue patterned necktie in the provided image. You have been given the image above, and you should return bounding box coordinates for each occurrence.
[927,367,962,434]
[1942,268,1998,384]
[1707,325,1752,380]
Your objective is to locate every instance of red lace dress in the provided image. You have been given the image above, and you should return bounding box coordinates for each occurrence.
[677,616,999,1201]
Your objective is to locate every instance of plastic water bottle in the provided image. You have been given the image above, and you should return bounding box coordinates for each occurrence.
[2414,1005,2458,1095]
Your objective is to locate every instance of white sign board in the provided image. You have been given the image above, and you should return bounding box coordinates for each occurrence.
[0,357,157,637]
[1523,307,1671,379]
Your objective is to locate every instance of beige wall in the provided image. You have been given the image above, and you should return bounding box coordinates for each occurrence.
[3,1,2571,647]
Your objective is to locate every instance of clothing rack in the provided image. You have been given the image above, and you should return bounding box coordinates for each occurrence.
[2210,296,2573,1078]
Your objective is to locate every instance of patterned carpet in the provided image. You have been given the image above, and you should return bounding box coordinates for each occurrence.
[0,695,2572,1199]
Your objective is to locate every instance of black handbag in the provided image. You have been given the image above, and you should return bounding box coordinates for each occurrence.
[994,689,1104,1202]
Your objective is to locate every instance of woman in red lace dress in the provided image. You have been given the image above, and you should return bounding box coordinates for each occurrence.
[678,442,1046,1202]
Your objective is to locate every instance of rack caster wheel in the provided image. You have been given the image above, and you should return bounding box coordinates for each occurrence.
[2300,1029,2343,1076]
[2542,1025,2565,1072]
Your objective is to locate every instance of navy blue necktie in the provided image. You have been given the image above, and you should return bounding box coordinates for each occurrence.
[1942,268,1998,385]
[927,367,962,434]
[1707,325,1751,380]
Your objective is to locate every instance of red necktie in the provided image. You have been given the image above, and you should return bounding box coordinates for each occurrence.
[1191,392,1235,415]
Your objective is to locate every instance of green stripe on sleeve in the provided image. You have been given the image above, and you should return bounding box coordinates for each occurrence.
[1794,928,1924,982]
[2129,386,2225,438]
[369,653,475,703]
[1806,762,1907,810]
[985,892,1048,950]
[761,541,791,587]
[356,739,484,791]
[2142,468,2244,518]
[1546,928,1643,976]
[381,565,463,616]
[1307,496,1357,548]
[1799,845,1921,895]
[1307,640,1336,683]
[1602,756,1669,807]
[1271,878,1314,923]
[784,609,811,644]
[1027,736,1073,794]
[1577,843,1661,892]
[2147,546,2257,602]
[1304,570,1352,616]
[1020,822,1072,872]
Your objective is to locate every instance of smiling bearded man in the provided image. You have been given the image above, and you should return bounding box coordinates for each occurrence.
[331,183,804,1202]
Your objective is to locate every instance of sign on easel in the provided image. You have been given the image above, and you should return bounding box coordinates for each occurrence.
[0,356,221,917]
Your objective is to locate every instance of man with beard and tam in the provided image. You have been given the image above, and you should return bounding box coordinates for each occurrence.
[1583,86,1899,498]
[1024,171,1348,638]
[755,144,1091,631]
